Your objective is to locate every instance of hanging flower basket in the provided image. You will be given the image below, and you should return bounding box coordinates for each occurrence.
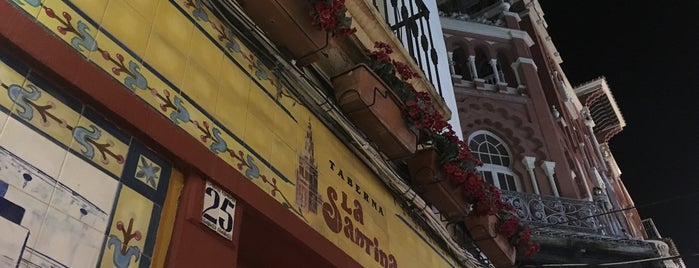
[237,0,328,65]
[406,148,470,221]
[331,64,417,160]
[465,215,517,268]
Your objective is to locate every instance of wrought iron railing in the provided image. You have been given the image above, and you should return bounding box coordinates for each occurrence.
[371,0,443,96]
[501,190,622,236]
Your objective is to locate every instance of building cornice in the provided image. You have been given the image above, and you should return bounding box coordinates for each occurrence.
[440,17,535,47]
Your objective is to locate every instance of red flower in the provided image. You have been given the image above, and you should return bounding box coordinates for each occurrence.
[498,216,520,238]
[317,7,336,30]
[310,0,356,37]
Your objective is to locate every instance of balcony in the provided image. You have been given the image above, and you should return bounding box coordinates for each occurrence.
[501,190,621,236]
[501,190,670,265]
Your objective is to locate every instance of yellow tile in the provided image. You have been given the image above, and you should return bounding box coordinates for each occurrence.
[165,91,215,150]
[184,3,219,38]
[228,35,250,64]
[125,0,160,20]
[101,0,153,57]
[246,86,277,128]
[144,33,187,89]
[36,0,98,58]
[218,54,248,90]
[181,60,219,108]
[10,80,81,147]
[70,0,109,24]
[100,186,153,268]
[206,124,238,167]
[244,113,273,161]
[70,115,129,177]
[215,60,250,137]
[12,0,43,19]
[0,60,26,112]
[189,30,224,77]
[241,53,277,97]
[151,1,194,55]
[90,31,138,85]
[268,135,298,178]
[272,115,301,151]
[135,70,181,117]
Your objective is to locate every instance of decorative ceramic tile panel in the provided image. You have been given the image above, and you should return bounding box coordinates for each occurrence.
[0,32,174,268]
[122,140,172,206]
[35,0,99,58]
[99,186,153,268]
[34,207,106,268]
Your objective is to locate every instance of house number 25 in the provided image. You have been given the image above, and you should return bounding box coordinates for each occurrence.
[202,181,236,240]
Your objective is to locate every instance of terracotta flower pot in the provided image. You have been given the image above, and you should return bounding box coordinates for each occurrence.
[406,148,470,221]
[237,0,328,65]
[331,64,417,160]
[465,215,516,268]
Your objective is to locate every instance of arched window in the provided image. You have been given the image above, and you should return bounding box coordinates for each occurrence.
[468,130,520,191]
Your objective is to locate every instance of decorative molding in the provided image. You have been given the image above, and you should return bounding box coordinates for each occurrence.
[502,11,521,22]
[513,57,537,71]
[440,17,535,47]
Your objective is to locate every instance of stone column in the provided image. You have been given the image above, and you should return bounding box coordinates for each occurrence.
[467,55,477,80]
[489,58,501,83]
[522,156,540,194]
[447,51,456,76]
[510,61,523,89]
[540,161,559,197]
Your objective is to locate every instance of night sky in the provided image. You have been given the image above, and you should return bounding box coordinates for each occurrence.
[539,0,699,266]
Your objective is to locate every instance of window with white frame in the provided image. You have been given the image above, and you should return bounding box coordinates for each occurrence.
[468,130,520,191]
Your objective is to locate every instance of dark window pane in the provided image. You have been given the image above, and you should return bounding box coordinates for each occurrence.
[474,134,485,143]
[492,156,502,166]
[498,175,507,190]
[483,171,494,185]
[506,175,517,191]
[478,144,487,154]
[486,135,498,144]
[487,144,497,154]
[480,154,491,164]
[496,144,507,155]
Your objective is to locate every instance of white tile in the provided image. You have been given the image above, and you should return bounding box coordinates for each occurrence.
[0,117,67,178]
[19,247,67,268]
[33,207,103,268]
[2,184,50,248]
[56,153,118,229]
[0,147,57,204]
[49,182,113,233]
[0,216,29,268]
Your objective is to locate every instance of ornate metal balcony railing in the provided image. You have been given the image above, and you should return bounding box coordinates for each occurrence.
[501,190,623,237]
[371,0,443,96]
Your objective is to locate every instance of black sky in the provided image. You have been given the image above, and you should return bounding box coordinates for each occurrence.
[539,0,699,266]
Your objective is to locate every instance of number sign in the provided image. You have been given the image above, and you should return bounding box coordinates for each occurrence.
[202,181,236,240]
